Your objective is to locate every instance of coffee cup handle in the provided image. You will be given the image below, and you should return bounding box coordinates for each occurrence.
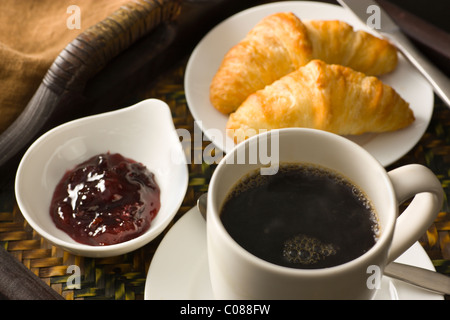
[387,164,444,263]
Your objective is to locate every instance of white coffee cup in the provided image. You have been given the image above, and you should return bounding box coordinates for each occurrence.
[206,128,443,299]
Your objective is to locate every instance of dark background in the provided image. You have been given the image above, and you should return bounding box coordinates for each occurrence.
[387,0,449,32]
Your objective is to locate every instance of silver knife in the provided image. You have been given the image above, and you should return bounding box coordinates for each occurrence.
[337,0,450,107]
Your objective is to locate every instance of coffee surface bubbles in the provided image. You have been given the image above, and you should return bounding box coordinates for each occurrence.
[220,164,379,269]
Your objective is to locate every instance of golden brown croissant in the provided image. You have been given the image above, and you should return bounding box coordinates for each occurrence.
[210,12,312,114]
[210,12,398,114]
[303,20,398,77]
[226,60,414,142]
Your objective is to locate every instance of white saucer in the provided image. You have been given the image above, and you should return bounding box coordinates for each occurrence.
[145,207,443,300]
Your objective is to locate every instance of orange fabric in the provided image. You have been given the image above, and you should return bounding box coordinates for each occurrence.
[0,0,130,133]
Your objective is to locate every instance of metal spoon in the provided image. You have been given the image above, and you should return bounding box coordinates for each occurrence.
[197,193,208,221]
[196,193,450,296]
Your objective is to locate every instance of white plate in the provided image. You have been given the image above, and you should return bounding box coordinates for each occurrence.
[145,206,443,300]
[184,1,434,167]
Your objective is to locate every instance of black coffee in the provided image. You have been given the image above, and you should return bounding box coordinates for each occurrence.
[220,164,379,269]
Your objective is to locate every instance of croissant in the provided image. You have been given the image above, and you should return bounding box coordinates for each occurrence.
[210,12,312,115]
[210,12,398,114]
[302,20,398,77]
[226,60,414,142]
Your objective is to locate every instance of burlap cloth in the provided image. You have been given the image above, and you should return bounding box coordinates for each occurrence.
[0,0,131,134]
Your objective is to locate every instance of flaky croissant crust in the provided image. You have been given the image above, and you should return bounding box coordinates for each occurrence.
[210,12,312,114]
[227,60,414,141]
[210,12,398,114]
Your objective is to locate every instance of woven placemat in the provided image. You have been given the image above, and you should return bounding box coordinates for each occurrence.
[387,98,450,282]
[0,59,214,300]
[1,58,449,299]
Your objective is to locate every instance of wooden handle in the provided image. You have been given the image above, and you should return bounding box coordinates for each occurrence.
[377,0,450,60]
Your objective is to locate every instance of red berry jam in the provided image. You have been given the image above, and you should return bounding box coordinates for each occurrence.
[50,152,160,246]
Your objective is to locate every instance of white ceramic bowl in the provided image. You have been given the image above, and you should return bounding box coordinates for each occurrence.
[15,99,188,257]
